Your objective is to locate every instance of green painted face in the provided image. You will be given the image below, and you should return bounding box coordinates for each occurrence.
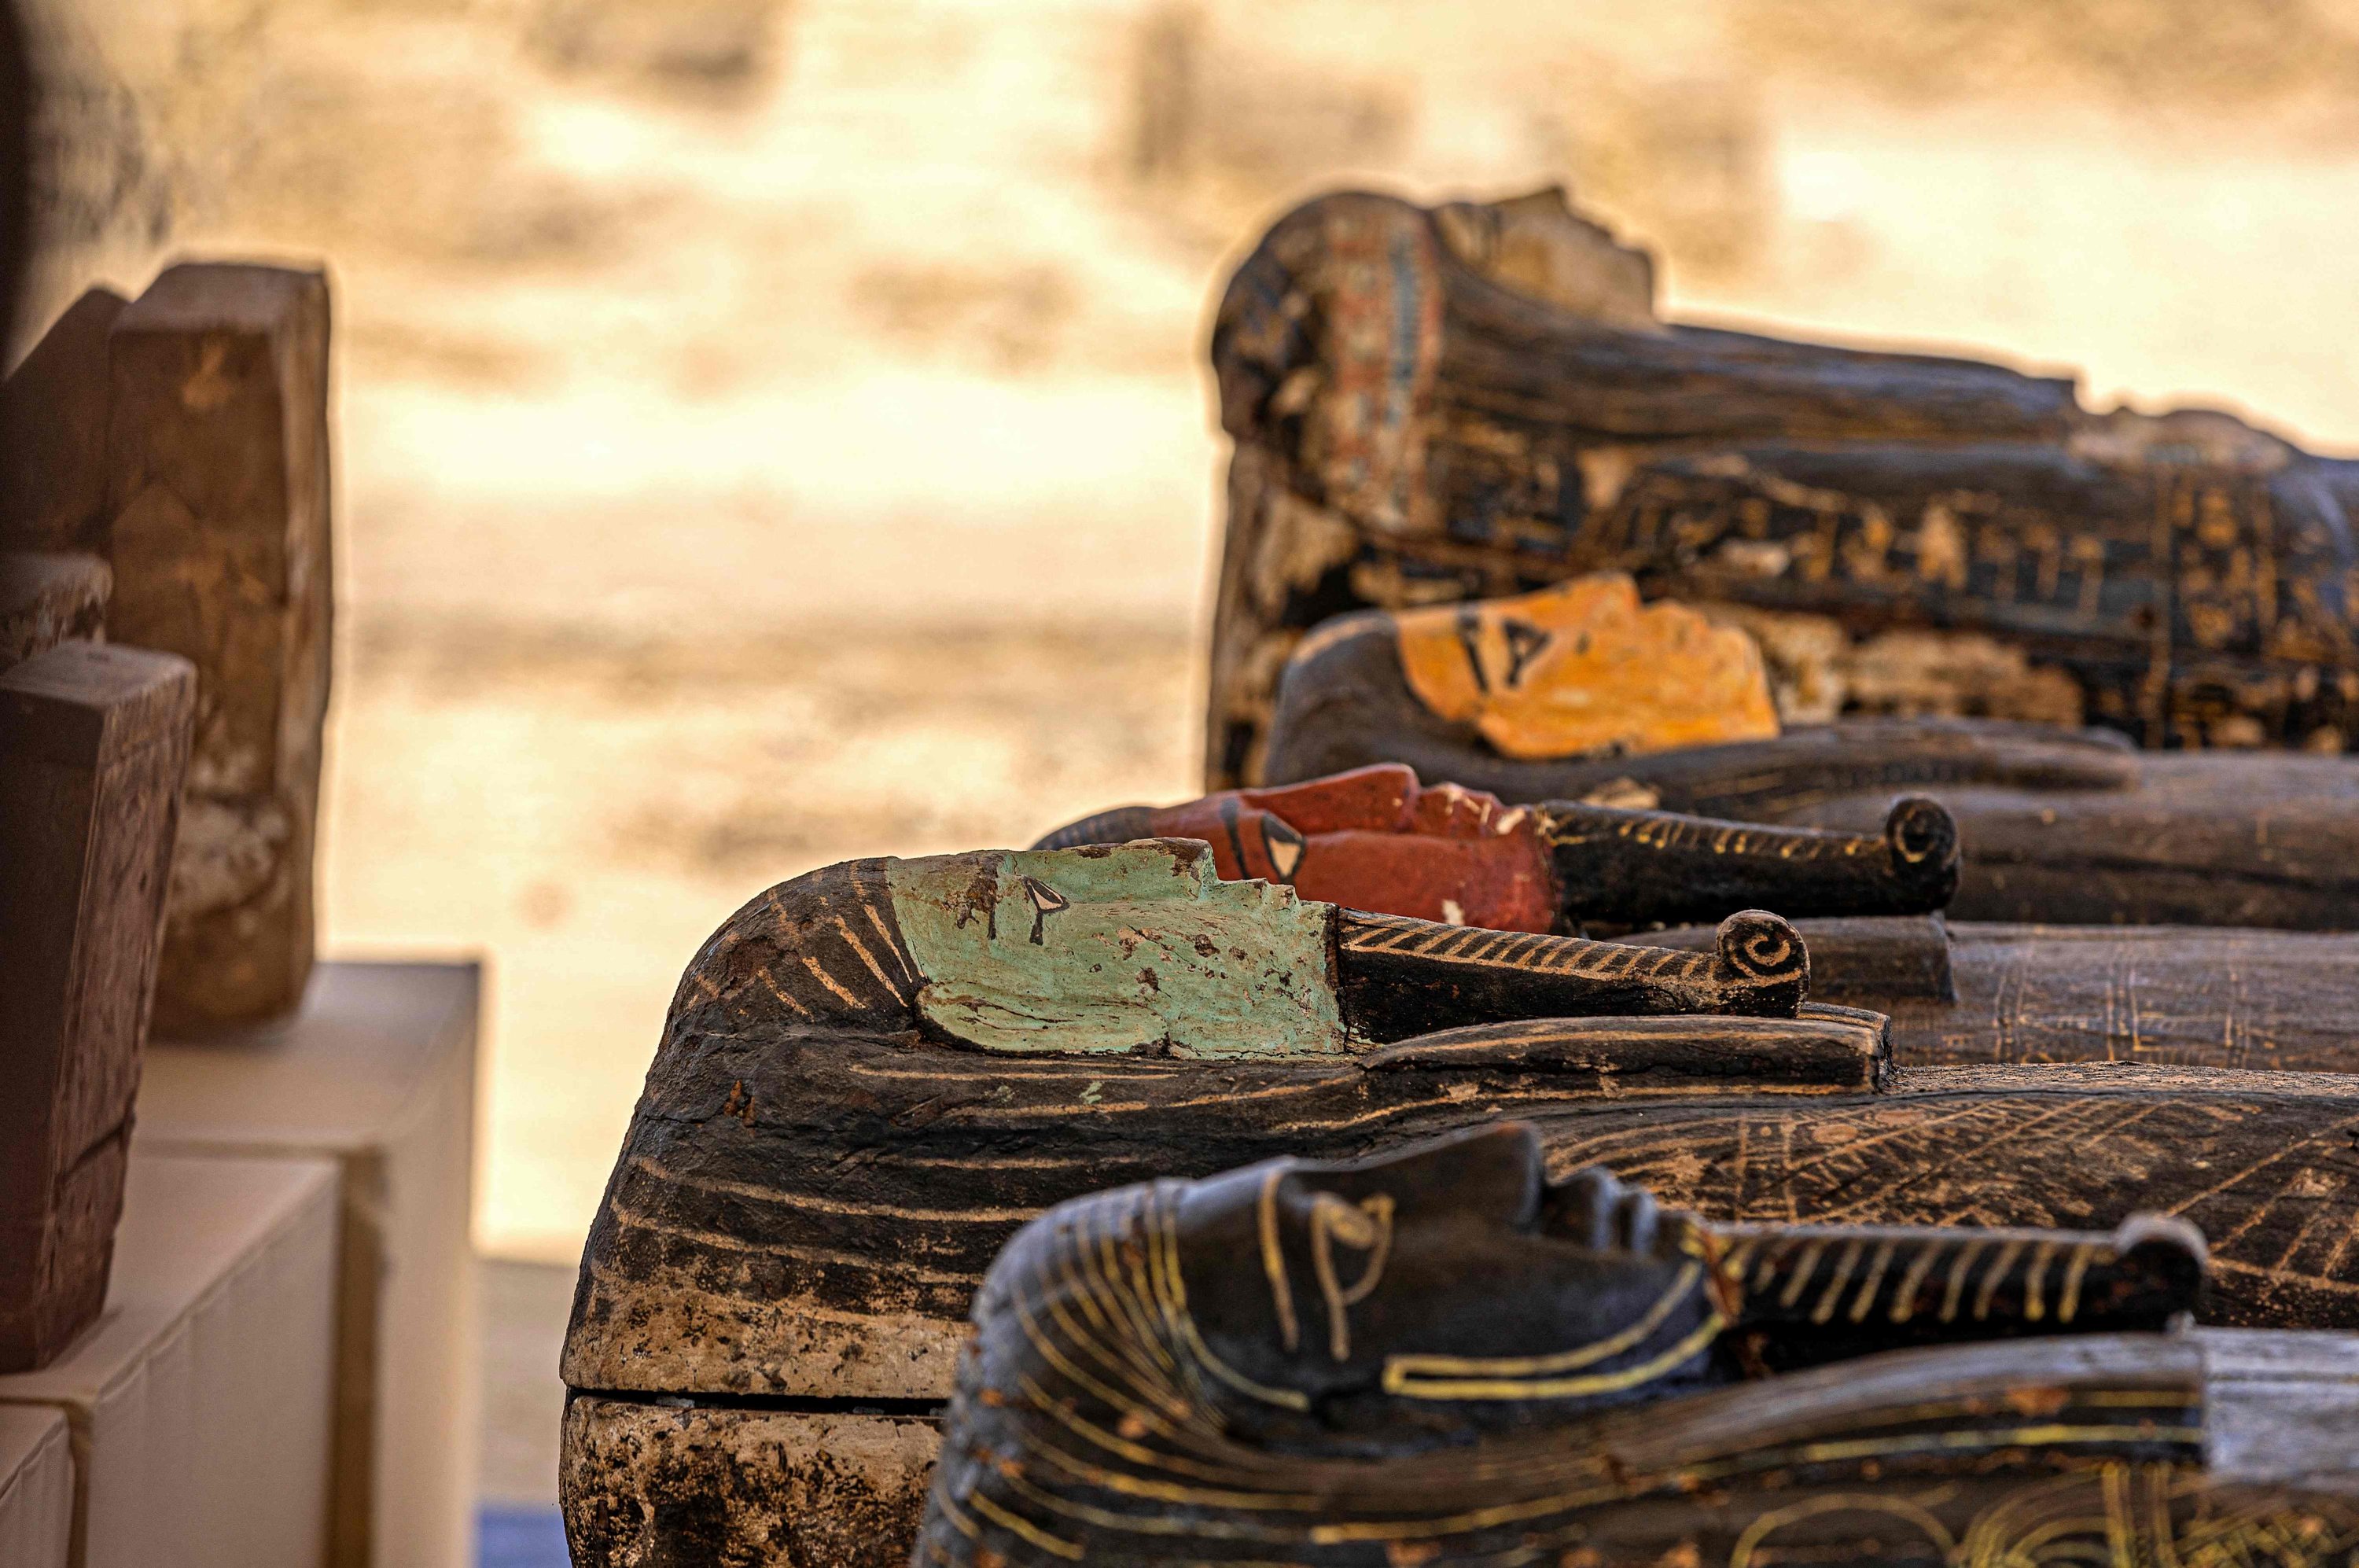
[885,840,1347,1058]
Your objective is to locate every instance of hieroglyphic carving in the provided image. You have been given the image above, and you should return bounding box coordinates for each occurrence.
[1205,187,2359,786]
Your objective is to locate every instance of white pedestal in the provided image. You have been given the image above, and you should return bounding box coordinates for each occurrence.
[0,1153,341,1568]
[0,1407,72,1568]
[141,960,483,1568]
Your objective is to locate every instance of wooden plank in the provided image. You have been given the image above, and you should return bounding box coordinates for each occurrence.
[105,262,332,1029]
[0,640,194,1371]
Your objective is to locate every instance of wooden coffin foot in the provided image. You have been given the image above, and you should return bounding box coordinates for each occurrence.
[560,1397,937,1568]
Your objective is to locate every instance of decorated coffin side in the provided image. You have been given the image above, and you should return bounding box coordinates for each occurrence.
[1261,585,2359,929]
[1204,186,2359,790]
[561,841,2359,1566]
[915,1126,2359,1567]
[1037,763,2359,1069]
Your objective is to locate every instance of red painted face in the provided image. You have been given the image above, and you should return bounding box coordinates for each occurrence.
[1141,764,1559,933]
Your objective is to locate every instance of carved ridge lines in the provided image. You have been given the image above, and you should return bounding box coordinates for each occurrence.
[1341,910,1717,984]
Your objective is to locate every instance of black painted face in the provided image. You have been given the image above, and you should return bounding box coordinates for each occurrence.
[1173,1124,1728,1448]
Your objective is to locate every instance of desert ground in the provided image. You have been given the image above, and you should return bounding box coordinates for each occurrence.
[30,0,2359,1297]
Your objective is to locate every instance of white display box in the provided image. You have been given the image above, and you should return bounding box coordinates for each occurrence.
[0,1406,72,1568]
[0,1153,341,1568]
[141,960,483,1568]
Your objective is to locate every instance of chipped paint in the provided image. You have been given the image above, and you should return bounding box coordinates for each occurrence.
[887,841,1347,1058]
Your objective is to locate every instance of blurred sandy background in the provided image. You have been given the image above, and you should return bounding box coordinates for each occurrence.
[20,0,2359,1264]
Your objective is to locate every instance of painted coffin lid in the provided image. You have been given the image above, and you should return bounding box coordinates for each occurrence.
[1038,764,1560,933]
[886,840,1346,1058]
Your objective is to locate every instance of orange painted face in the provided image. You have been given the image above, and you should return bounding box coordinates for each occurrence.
[1393,574,1779,760]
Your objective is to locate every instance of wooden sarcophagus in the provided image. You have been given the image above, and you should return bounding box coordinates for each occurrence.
[917,1124,2359,1566]
[1258,583,2359,929]
[1036,761,2359,1068]
[1203,186,2359,790]
[560,839,2359,1566]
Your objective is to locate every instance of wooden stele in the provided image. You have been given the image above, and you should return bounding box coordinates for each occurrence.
[561,843,2359,1566]
[1267,606,2359,929]
[917,1128,2359,1567]
[0,640,196,1371]
[1203,187,2359,789]
[106,263,333,1030]
[0,550,108,668]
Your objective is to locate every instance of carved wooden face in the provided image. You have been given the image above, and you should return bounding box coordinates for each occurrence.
[1172,1122,1728,1445]
[1391,573,1782,760]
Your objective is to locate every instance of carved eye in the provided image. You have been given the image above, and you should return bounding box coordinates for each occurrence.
[1021,878,1070,946]
[1260,816,1306,882]
[1501,618,1553,686]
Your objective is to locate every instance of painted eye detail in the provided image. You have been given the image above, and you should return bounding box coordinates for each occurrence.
[1022,877,1069,945]
[1260,815,1306,883]
[1501,618,1553,687]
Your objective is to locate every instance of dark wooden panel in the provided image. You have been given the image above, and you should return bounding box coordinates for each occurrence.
[0,639,194,1370]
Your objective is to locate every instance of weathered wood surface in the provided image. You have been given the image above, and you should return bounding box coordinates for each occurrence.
[910,1133,2353,1566]
[1268,613,2359,929]
[565,845,2359,1566]
[106,263,333,1029]
[1205,187,2359,788]
[0,639,195,1371]
[1036,762,1959,934]
[0,550,107,668]
[1647,915,2359,1072]
[561,1401,937,1568]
